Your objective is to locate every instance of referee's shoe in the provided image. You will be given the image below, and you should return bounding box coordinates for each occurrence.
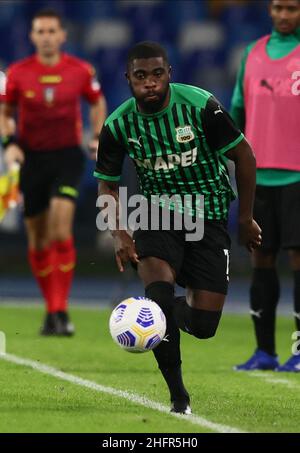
[40,311,75,336]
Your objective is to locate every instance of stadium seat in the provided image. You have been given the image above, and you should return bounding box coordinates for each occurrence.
[64,0,118,23]
[178,21,227,89]
[179,21,225,54]
[116,0,172,42]
[84,19,132,53]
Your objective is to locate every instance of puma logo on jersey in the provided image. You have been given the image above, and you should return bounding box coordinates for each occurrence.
[214,105,223,115]
[250,309,263,319]
[260,79,274,92]
[134,147,198,171]
[128,136,142,147]
[294,311,300,320]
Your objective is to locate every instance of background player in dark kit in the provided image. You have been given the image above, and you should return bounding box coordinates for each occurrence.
[231,0,300,372]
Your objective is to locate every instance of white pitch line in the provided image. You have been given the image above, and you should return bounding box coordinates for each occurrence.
[0,352,245,434]
[251,371,299,389]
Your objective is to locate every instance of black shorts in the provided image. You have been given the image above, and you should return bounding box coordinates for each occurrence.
[133,219,231,294]
[254,183,300,251]
[20,147,85,217]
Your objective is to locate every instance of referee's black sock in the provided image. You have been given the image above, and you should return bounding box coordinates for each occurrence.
[250,268,280,356]
[293,271,300,331]
[145,282,189,403]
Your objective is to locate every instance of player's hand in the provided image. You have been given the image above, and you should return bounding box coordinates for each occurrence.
[4,144,24,168]
[88,139,98,160]
[238,218,262,252]
[113,231,139,272]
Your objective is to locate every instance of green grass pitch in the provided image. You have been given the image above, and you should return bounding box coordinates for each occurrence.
[0,305,299,433]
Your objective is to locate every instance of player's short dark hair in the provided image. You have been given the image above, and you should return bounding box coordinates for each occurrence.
[32,9,64,28]
[127,41,169,70]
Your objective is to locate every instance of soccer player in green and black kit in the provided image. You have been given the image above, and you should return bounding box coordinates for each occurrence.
[231,0,300,372]
[94,42,261,413]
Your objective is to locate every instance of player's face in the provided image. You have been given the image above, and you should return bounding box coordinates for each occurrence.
[30,18,66,57]
[270,0,300,34]
[126,57,171,114]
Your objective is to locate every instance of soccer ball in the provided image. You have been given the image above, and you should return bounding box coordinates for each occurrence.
[109,297,166,353]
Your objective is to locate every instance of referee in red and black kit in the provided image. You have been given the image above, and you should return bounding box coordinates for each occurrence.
[0,9,107,335]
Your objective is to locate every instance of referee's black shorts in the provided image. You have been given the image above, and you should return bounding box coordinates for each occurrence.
[133,214,231,295]
[254,182,300,251]
[20,146,85,218]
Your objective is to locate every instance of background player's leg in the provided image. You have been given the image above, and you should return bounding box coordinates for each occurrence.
[49,197,76,331]
[250,249,279,356]
[138,257,190,413]
[288,249,300,332]
[25,209,58,314]
[277,249,300,371]
[234,248,280,370]
[48,147,83,319]
[277,182,300,371]
[25,210,51,251]
[235,184,280,369]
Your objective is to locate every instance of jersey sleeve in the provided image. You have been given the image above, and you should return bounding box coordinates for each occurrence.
[201,96,244,155]
[2,66,19,104]
[94,124,126,182]
[230,48,248,111]
[81,64,102,104]
[230,41,257,130]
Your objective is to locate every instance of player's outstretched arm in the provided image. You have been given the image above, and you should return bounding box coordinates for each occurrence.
[98,180,139,272]
[225,138,262,251]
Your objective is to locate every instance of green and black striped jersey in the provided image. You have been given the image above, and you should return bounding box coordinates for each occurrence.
[94,83,244,220]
